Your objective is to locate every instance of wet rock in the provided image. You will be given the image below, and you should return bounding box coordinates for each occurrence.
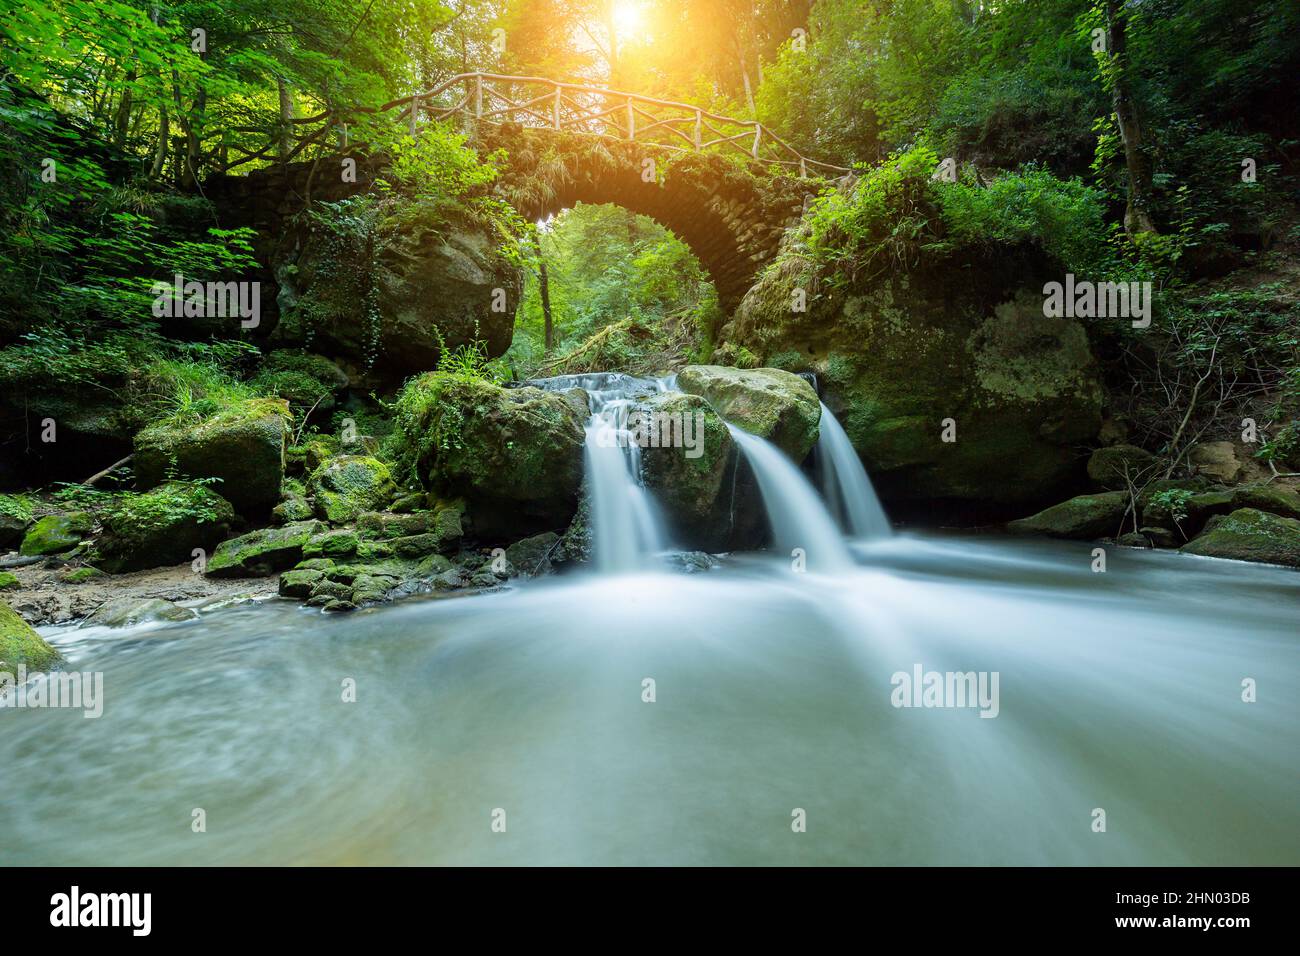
[1006,492,1128,539]
[82,598,198,629]
[676,365,820,461]
[504,532,560,577]
[1181,508,1300,567]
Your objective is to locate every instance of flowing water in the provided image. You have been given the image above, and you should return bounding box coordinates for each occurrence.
[529,373,669,571]
[816,402,892,538]
[1,393,1297,866]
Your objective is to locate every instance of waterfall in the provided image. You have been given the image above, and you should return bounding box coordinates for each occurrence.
[726,424,853,572]
[529,373,668,572]
[816,402,891,538]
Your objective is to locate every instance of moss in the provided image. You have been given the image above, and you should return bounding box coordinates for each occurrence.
[20,512,94,556]
[675,365,820,460]
[0,571,19,590]
[302,529,360,559]
[1181,508,1300,567]
[0,600,62,673]
[1007,492,1129,540]
[94,482,236,573]
[61,567,106,583]
[279,568,324,598]
[134,397,290,514]
[206,520,326,578]
[307,455,396,523]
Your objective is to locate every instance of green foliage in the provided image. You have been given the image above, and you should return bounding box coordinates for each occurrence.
[101,482,229,535]
[1149,488,1194,523]
[0,493,35,523]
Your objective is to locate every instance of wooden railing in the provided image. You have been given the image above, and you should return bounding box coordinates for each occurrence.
[230,72,850,179]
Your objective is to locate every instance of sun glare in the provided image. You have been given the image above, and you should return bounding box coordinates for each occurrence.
[612,1,647,42]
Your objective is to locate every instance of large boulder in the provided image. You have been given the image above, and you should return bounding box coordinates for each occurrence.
[0,599,62,672]
[94,482,237,573]
[205,520,326,577]
[1006,492,1129,539]
[725,243,1103,505]
[273,209,522,382]
[393,377,587,536]
[639,391,745,551]
[675,365,820,461]
[19,512,94,556]
[0,495,31,550]
[134,398,290,515]
[306,456,396,523]
[1181,508,1300,567]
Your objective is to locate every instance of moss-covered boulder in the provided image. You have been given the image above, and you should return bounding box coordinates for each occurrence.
[1181,508,1300,567]
[0,571,18,590]
[306,456,395,524]
[94,482,237,573]
[726,241,1103,504]
[392,376,586,536]
[640,391,742,550]
[1087,444,1159,490]
[1232,483,1300,520]
[505,532,560,577]
[20,512,94,556]
[0,494,32,550]
[134,398,290,515]
[1006,491,1128,539]
[0,599,62,672]
[206,520,326,577]
[273,210,522,382]
[675,365,819,460]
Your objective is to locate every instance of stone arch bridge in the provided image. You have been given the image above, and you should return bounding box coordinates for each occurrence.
[206,74,848,376]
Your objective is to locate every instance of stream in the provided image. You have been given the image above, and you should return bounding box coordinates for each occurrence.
[1,382,1296,865]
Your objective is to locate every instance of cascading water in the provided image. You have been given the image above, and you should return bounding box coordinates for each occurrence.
[725,423,853,572]
[816,402,891,538]
[528,373,670,572]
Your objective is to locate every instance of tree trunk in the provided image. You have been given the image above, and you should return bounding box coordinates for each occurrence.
[113,69,135,147]
[278,76,293,165]
[150,106,169,179]
[540,258,554,354]
[1106,0,1158,236]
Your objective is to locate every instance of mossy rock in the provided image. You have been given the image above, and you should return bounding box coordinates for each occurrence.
[302,529,360,559]
[279,568,324,599]
[0,571,18,590]
[393,377,586,536]
[504,532,560,577]
[1181,508,1300,567]
[20,512,95,556]
[307,456,396,523]
[61,567,105,583]
[0,495,32,549]
[0,600,62,672]
[134,398,290,514]
[206,520,326,578]
[94,482,237,573]
[1006,492,1128,539]
[1232,484,1300,521]
[639,391,740,550]
[676,365,820,461]
[726,253,1103,505]
[1087,444,1158,490]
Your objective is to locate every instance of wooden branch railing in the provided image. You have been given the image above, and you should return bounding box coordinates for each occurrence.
[217,72,851,179]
